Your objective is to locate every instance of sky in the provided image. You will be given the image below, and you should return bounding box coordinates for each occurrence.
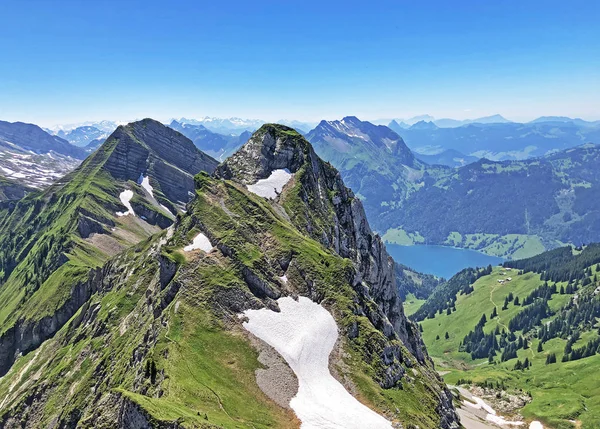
[1,0,599,126]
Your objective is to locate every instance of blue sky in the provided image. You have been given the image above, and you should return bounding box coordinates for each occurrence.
[1,0,599,126]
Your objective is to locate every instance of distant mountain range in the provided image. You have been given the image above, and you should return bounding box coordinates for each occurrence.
[168,120,249,161]
[0,121,86,189]
[45,120,121,134]
[176,116,316,135]
[306,116,420,205]
[387,114,599,129]
[306,116,600,259]
[56,125,111,147]
[389,119,600,161]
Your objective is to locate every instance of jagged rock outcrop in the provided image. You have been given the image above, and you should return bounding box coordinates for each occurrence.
[217,125,424,360]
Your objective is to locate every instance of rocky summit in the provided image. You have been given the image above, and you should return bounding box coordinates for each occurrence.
[0,122,458,428]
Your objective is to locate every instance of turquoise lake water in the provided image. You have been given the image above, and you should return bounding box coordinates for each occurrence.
[385,244,504,279]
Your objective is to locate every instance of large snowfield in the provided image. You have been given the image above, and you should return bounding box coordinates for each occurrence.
[183,232,213,252]
[242,296,393,429]
[246,169,293,199]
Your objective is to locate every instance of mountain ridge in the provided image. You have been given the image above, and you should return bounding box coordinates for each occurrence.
[0,121,459,428]
[0,119,217,377]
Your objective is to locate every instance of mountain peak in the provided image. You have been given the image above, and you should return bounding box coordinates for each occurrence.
[99,119,218,206]
[409,120,439,130]
[341,115,361,124]
[215,123,311,184]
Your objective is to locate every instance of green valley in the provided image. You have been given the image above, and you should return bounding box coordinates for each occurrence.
[411,246,600,428]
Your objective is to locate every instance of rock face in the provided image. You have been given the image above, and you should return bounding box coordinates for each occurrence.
[0,177,33,201]
[104,119,218,206]
[217,124,459,428]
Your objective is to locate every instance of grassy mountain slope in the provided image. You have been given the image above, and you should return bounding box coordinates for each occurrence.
[413,246,600,428]
[0,119,217,376]
[0,124,458,428]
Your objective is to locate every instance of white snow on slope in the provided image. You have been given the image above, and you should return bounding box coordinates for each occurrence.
[247,169,292,199]
[462,393,524,427]
[138,174,174,215]
[183,232,213,252]
[140,175,154,197]
[116,190,135,216]
[529,422,543,429]
[242,296,392,429]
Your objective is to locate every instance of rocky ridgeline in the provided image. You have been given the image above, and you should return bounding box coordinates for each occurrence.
[217,124,459,428]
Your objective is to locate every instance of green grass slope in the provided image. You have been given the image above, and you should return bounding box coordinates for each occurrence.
[0,120,214,376]
[415,250,600,428]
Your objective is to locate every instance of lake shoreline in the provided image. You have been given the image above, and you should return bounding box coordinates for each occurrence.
[386,243,504,279]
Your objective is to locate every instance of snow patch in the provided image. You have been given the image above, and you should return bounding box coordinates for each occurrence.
[116,190,135,216]
[529,422,543,429]
[242,296,392,429]
[486,414,524,426]
[463,394,525,427]
[463,396,497,416]
[279,275,288,284]
[183,232,213,252]
[247,169,293,199]
[139,175,154,198]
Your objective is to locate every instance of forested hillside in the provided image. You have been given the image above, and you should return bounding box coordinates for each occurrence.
[413,245,600,428]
